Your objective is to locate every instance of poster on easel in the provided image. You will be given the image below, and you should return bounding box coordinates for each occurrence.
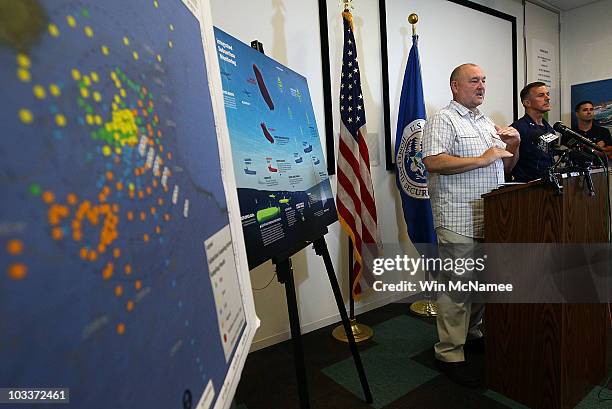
[0,1,257,409]
[213,28,337,269]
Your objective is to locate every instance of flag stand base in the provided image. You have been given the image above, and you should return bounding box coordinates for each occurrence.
[410,300,438,317]
[332,318,373,343]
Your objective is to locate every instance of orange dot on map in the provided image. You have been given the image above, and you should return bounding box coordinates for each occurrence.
[117,323,125,335]
[127,300,134,311]
[51,227,63,240]
[124,264,132,275]
[113,248,121,258]
[7,239,24,255]
[42,191,55,204]
[135,280,142,290]
[67,193,78,205]
[8,263,27,280]
[115,285,123,297]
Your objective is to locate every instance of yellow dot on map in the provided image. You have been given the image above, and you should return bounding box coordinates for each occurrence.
[17,54,31,68]
[83,75,91,86]
[48,23,60,37]
[168,40,173,48]
[156,54,162,62]
[115,146,122,155]
[93,91,102,102]
[80,87,89,98]
[71,68,81,81]
[169,24,174,31]
[94,115,102,125]
[91,72,99,82]
[123,36,130,46]
[102,145,112,156]
[55,114,67,127]
[19,109,33,124]
[49,84,61,97]
[114,95,121,104]
[33,85,46,99]
[120,88,126,98]
[128,183,135,191]
[154,0,159,8]
[66,15,76,27]
[17,68,31,82]
[86,114,94,125]
[132,51,139,60]
[84,26,94,38]
[101,45,109,56]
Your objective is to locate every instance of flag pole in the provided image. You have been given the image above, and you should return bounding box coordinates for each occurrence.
[400,13,438,317]
[332,237,373,342]
[331,0,374,342]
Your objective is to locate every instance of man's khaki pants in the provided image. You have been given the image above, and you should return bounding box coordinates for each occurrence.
[434,227,484,363]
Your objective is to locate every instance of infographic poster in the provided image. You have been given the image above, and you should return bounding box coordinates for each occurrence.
[214,28,337,269]
[0,1,255,409]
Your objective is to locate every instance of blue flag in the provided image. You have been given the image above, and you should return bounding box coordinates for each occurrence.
[394,35,437,245]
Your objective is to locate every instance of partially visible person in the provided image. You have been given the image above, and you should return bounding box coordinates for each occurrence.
[422,63,520,388]
[510,82,555,182]
[570,100,612,160]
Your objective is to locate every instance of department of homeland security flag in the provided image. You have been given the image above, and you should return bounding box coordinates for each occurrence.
[394,35,436,245]
[336,10,381,299]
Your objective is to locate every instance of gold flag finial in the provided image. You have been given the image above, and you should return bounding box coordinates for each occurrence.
[341,0,354,30]
[408,13,418,36]
[340,0,353,12]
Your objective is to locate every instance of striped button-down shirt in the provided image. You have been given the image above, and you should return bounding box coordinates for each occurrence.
[422,100,506,238]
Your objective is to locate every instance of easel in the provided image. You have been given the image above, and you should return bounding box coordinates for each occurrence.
[249,39,372,409]
[272,228,373,408]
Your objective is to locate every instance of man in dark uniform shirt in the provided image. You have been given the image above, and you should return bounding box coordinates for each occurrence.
[570,100,612,160]
[510,82,555,182]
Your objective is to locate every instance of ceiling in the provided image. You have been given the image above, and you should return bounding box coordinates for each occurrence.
[534,0,603,11]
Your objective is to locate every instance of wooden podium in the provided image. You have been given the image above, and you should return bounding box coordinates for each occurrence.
[482,169,609,409]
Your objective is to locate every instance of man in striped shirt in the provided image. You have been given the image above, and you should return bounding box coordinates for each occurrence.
[422,63,520,387]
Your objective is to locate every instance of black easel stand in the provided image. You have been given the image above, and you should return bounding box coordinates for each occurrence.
[272,233,373,409]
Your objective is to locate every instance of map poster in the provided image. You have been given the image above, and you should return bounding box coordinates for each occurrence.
[214,28,337,269]
[0,1,256,409]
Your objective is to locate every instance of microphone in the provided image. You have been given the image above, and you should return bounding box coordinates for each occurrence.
[529,129,558,145]
[552,122,604,152]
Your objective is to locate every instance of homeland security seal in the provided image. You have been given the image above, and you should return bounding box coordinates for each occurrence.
[396,119,429,199]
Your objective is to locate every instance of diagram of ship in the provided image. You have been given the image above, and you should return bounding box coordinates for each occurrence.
[294,153,303,163]
[256,206,280,223]
[260,122,274,143]
[243,158,256,175]
[253,63,274,110]
[266,157,278,173]
[312,156,320,165]
[302,142,312,153]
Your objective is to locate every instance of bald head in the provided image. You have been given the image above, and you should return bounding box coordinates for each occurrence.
[450,63,480,86]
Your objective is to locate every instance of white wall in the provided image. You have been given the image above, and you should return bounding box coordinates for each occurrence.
[560,0,612,124]
[209,0,534,351]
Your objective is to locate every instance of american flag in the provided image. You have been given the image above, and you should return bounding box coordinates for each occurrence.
[335,10,380,299]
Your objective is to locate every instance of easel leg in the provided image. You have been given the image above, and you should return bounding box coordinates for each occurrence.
[275,258,310,409]
[313,237,374,404]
